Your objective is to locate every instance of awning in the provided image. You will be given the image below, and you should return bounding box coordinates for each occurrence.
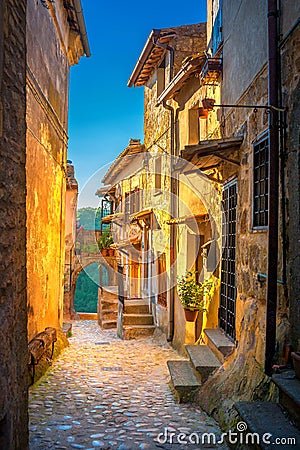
[156,54,205,105]
[130,208,161,230]
[101,212,124,225]
[95,185,114,197]
[181,136,244,170]
[166,213,209,225]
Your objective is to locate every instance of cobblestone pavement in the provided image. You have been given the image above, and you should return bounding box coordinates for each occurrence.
[29,321,228,450]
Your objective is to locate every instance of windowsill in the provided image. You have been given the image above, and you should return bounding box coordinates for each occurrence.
[250,226,268,233]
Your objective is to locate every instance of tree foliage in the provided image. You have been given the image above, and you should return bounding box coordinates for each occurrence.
[77,207,101,230]
[74,263,99,313]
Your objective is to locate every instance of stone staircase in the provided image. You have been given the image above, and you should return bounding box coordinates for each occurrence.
[97,286,118,329]
[120,299,156,340]
[235,372,300,449]
[167,328,234,403]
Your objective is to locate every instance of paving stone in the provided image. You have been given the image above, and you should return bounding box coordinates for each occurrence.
[29,320,228,449]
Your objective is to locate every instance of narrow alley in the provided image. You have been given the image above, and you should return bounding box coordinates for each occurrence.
[29,322,228,450]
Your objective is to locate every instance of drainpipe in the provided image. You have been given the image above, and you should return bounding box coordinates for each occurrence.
[153,39,174,82]
[265,0,280,376]
[163,100,177,342]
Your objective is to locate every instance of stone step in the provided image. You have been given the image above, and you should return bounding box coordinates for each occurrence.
[78,312,98,320]
[100,299,119,311]
[235,401,300,449]
[167,360,201,403]
[101,309,118,322]
[122,325,155,340]
[185,345,221,383]
[101,320,117,330]
[203,328,235,362]
[124,300,150,314]
[272,371,300,428]
[123,313,154,326]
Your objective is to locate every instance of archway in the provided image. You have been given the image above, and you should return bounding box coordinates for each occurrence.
[74,262,99,314]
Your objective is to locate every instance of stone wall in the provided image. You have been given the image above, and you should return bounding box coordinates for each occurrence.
[64,162,78,320]
[0,0,28,448]
[282,24,300,349]
[196,7,300,429]
[26,0,70,340]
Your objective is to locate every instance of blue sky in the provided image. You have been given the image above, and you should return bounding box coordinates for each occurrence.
[68,0,207,207]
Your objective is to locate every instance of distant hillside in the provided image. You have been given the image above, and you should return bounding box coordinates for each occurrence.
[77,207,101,230]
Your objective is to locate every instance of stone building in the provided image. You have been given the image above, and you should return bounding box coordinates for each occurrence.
[0,1,28,448]
[127,23,207,339]
[64,161,79,320]
[1,1,89,447]
[124,0,300,430]
[26,0,90,340]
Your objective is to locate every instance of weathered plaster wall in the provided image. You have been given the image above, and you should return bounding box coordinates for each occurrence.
[26,0,70,340]
[0,0,28,448]
[222,0,268,105]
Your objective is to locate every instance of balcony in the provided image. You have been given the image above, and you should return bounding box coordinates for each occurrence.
[200,57,222,85]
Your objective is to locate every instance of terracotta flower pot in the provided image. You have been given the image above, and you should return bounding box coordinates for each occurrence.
[198,107,209,119]
[184,308,199,322]
[101,248,108,256]
[108,249,115,257]
[291,352,300,379]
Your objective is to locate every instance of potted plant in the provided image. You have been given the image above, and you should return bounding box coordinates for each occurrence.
[177,271,214,322]
[97,231,113,256]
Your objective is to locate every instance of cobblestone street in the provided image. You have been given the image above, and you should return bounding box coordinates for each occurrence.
[29,321,228,450]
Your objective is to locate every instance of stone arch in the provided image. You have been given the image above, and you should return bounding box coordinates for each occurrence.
[69,256,102,318]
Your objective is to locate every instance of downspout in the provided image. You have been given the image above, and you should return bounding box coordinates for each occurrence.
[163,100,176,342]
[265,0,280,376]
[152,39,174,82]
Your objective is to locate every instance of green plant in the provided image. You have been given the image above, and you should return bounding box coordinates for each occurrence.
[97,231,113,250]
[177,271,214,311]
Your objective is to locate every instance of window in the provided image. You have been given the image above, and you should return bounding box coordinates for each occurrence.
[155,156,162,190]
[157,58,166,97]
[188,109,200,145]
[253,137,269,228]
[211,0,222,55]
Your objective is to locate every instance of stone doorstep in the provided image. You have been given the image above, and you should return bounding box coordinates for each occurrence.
[204,328,235,362]
[77,312,98,320]
[235,401,300,450]
[185,345,221,383]
[123,313,154,326]
[167,360,201,403]
[122,324,156,340]
[272,372,300,428]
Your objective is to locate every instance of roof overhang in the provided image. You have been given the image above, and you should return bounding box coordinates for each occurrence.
[156,54,206,105]
[180,136,244,170]
[64,0,90,57]
[101,140,146,186]
[128,28,176,87]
